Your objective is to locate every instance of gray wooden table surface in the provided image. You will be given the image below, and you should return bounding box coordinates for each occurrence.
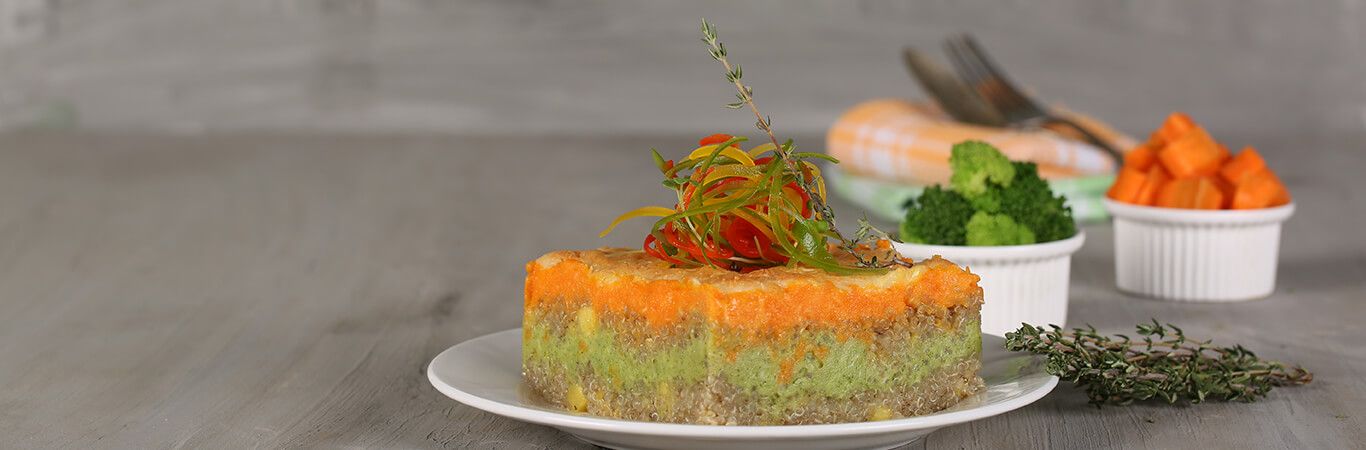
[1,132,1363,449]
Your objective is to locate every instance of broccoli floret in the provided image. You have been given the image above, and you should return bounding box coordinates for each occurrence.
[898,142,1077,246]
[996,161,1077,242]
[965,211,1036,246]
[900,186,974,245]
[965,185,1004,213]
[950,141,1016,204]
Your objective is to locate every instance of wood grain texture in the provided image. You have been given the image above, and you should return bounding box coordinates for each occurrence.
[0,132,1362,449]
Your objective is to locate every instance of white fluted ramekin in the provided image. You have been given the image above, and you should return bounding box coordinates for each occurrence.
[1103,198,1295,302]
[891,233,1085,337]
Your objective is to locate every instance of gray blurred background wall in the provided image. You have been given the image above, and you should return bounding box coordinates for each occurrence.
[2,0,1363,139]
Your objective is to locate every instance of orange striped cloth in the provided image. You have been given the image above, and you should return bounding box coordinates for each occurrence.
[826,99,1137,185]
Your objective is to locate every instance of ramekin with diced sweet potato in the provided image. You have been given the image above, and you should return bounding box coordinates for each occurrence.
[1103,113,1293,302]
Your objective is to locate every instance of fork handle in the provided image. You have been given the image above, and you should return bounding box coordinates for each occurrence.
[1042,116,1124,166]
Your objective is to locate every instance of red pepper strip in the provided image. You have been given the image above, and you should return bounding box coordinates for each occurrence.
[679,186,694,207]
[662,223,708,261]
[722,216,787,263]
[785,182,813,218]
[759,240,789,264]
[721,218,763,259]
[698,133,734,147]
[643,234,687,265]
[663,223,698,255]
[753,156,773,165]
[678,168,714,207]
[701,240,734,260]
[664,222,733,262]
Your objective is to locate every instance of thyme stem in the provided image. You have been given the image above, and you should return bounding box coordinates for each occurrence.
[699,19,905,269]
[1005,320,1313,406]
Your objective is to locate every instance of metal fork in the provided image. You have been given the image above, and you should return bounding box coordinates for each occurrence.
[901,47,1006,127]
[943,34,1123,164]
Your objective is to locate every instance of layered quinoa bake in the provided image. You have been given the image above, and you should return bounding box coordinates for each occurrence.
[522,29,990,423]
[522,248,984,425]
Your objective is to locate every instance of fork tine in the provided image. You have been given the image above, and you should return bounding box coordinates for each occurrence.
[902,47,1006,126]
[948,35,1039,123]
[944,38,989,94]
[950,38,1005,101]
[957,35,1042,112]
[942,38,975,84]
[945,37,1006,112]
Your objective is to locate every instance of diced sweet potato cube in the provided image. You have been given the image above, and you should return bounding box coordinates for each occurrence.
[1147,131,1166,148]
[1107,167,1146,203]
[1220,147,1267,185]
[1134,164,1169,206]
[1232,168,1290,209]
[1156,178,1197,208]
[1156,112,1197,143]
[1159,127,1225,178]
[1193,177,1224,210]
[1157,177,1223,209]
[1211,176,1235,209]
[1124,144,1158,171]
[1271,184,1292,206]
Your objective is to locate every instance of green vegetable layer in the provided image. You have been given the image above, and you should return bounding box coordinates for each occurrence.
[712,322,981,402]
[523,312,709,388]
[523,309,980,403]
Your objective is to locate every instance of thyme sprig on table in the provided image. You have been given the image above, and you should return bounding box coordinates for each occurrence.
[1005,321,1313,406]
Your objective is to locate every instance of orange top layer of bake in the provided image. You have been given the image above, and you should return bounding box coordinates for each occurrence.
[524,248,982,331]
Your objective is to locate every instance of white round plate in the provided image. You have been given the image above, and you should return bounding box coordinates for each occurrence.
[428,329,1057,450]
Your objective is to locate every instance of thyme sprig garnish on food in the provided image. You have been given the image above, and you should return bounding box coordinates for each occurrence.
[1005,321,1313,406]
[700,19,904,271]
[598,19,903,274]
[700,19,779,153]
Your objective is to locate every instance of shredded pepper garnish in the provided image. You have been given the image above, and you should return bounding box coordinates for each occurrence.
[601,134,888,274]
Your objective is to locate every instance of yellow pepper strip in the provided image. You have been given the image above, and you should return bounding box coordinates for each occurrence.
[599,206,676,237]
[702,165,763,184]
[781,186,807,217]
[701,188,756,206]
[802,161,827,201]
[687,144,755,166]
[803,161,822,178]
[746,143,777,158]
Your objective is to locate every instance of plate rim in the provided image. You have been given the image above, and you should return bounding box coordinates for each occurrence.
[428,328,1058,438]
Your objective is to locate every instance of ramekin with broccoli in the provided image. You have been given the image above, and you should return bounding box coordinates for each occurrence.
[900,141,1078,246]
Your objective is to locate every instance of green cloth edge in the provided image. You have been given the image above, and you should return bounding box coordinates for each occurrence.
[826,166,1113,224]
